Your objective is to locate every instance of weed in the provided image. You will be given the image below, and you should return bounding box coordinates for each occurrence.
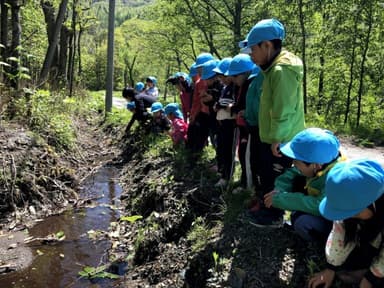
[78,265,119,280]
[187,217,213,252]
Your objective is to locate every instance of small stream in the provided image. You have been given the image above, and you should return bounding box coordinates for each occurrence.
[0,166,123,288]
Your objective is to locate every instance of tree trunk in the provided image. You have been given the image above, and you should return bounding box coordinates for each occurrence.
[356,3,373,128]
[298,0,307,113]
[1,0,9,83]
[68,0,77,96]
[58,25,69,86]
[9,1,22,89]
[105,0,115,113]
[39,0,69,85]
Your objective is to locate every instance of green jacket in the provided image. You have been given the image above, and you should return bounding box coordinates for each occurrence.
[258,50,305,144]
[272,157,344,216]
[245,72,263,126]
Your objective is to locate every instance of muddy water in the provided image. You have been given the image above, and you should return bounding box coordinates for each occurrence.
[0,166,123,288]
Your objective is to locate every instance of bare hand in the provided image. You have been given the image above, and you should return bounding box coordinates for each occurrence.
[264,190,277,208]
[307,269,335,288]
[359,277,373,288]
[271,143,282,157]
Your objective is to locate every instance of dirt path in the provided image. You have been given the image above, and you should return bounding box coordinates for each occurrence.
[340,138,384,166]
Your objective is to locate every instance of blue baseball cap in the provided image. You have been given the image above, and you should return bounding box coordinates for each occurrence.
[319,159,384,221]
[127,101,136,110]
[201,59,219,80]
[212,57,232,75]
[135,82,145,92]
[164,103,184,119]
[280,128,340,164]
[146,76,157,85]
[151,102,163,113]
[194,53,215,68]
[224,54,255,76]
[239,19,285,54]
[189,62,198,77]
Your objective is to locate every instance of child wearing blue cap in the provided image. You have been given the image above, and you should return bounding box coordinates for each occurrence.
[212,57,237,188]
[250,128,342,238]
[240,18,305,219]
[308,159,384,288]
[164,103,188,146]
[224,54,255,191]
[122,87,156,132]
[150,102,171,134]
[145,76,159,98]
[166,72,193,122]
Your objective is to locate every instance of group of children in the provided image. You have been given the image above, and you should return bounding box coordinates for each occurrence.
[122,19,384,287]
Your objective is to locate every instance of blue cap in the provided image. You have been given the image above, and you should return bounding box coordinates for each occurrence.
[146,76,157,85]
[151,102,163,113]
[164,103,184,119]
[319,159,384,220]
[224,54,255,76]
[280,128,340,164]
[194,53,215,68]
[213,57,232,75]
[201,59,219,80]
[248,65,261,79]
[239,19,285,54]
[189,63,198,77]
[127,101,136,110]
[173,72,192,85]
[135,82,145,92]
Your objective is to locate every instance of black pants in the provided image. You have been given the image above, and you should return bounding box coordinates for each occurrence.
[258,142,292,194]
[238,125,249,187]
[186,112,210,154]
[216,119,236,180]
[248,125,262,188]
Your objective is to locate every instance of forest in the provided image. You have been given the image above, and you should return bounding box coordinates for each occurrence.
[0,0,383,138]
[0,1,384,287]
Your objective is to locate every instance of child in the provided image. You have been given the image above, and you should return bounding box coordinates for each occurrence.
[240,18,305,223]
[212,57,237,188]
[224,54,256,192]
[166,72,193,122]
[164,103,188,147]
[150,102,171,134]
[145,76,159,98]
[122,87,155,132]
[308,159,384,288]
[135,82,145,93]
[252,128,342,238]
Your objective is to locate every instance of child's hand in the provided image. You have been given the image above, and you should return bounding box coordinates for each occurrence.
[307,269,335,288]
[264,190,277,208]
[359,277,373,288]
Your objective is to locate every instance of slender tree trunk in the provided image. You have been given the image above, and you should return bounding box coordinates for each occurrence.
[39,0,69,85]
[1,0,9,83]
[10,1,22,89]
[105,0,115,113]
[298,0,307,113]
[317,54,324,114]
[78,26,83,76]
[68,0,77,96]
[344,12,359,126]
[356,3,373,128]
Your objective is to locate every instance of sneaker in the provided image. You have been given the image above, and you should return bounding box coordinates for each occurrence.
[247,198,262,213]
[247,209,283,228]
[214,178,227,188]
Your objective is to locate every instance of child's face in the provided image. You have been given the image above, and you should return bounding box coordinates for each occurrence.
[153,111,161,118]
[250,42,269,66]
[292,160,316,178]
[147,81,154,88]
[232,74,246,86]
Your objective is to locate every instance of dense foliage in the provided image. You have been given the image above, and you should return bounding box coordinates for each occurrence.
[0,0,383,141]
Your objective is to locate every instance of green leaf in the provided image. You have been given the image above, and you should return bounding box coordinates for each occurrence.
[56,231,65,239]
[6,57,19,63]
[120,215,143,223]
[0,61,11,67]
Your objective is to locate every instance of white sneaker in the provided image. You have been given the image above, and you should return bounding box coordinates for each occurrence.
[214,178,227,188]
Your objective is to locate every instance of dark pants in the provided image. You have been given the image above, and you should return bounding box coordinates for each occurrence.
[216,119,236,180]
[291,211,333,243]
[186,112,210,154]
[238,126,249,187]
[248,126,262,188]
[258,142,292,193]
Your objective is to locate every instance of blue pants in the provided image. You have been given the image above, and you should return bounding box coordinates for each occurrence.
[291,211,332,242]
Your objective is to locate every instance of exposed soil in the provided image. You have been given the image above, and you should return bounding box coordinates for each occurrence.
[1,115,383,287]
